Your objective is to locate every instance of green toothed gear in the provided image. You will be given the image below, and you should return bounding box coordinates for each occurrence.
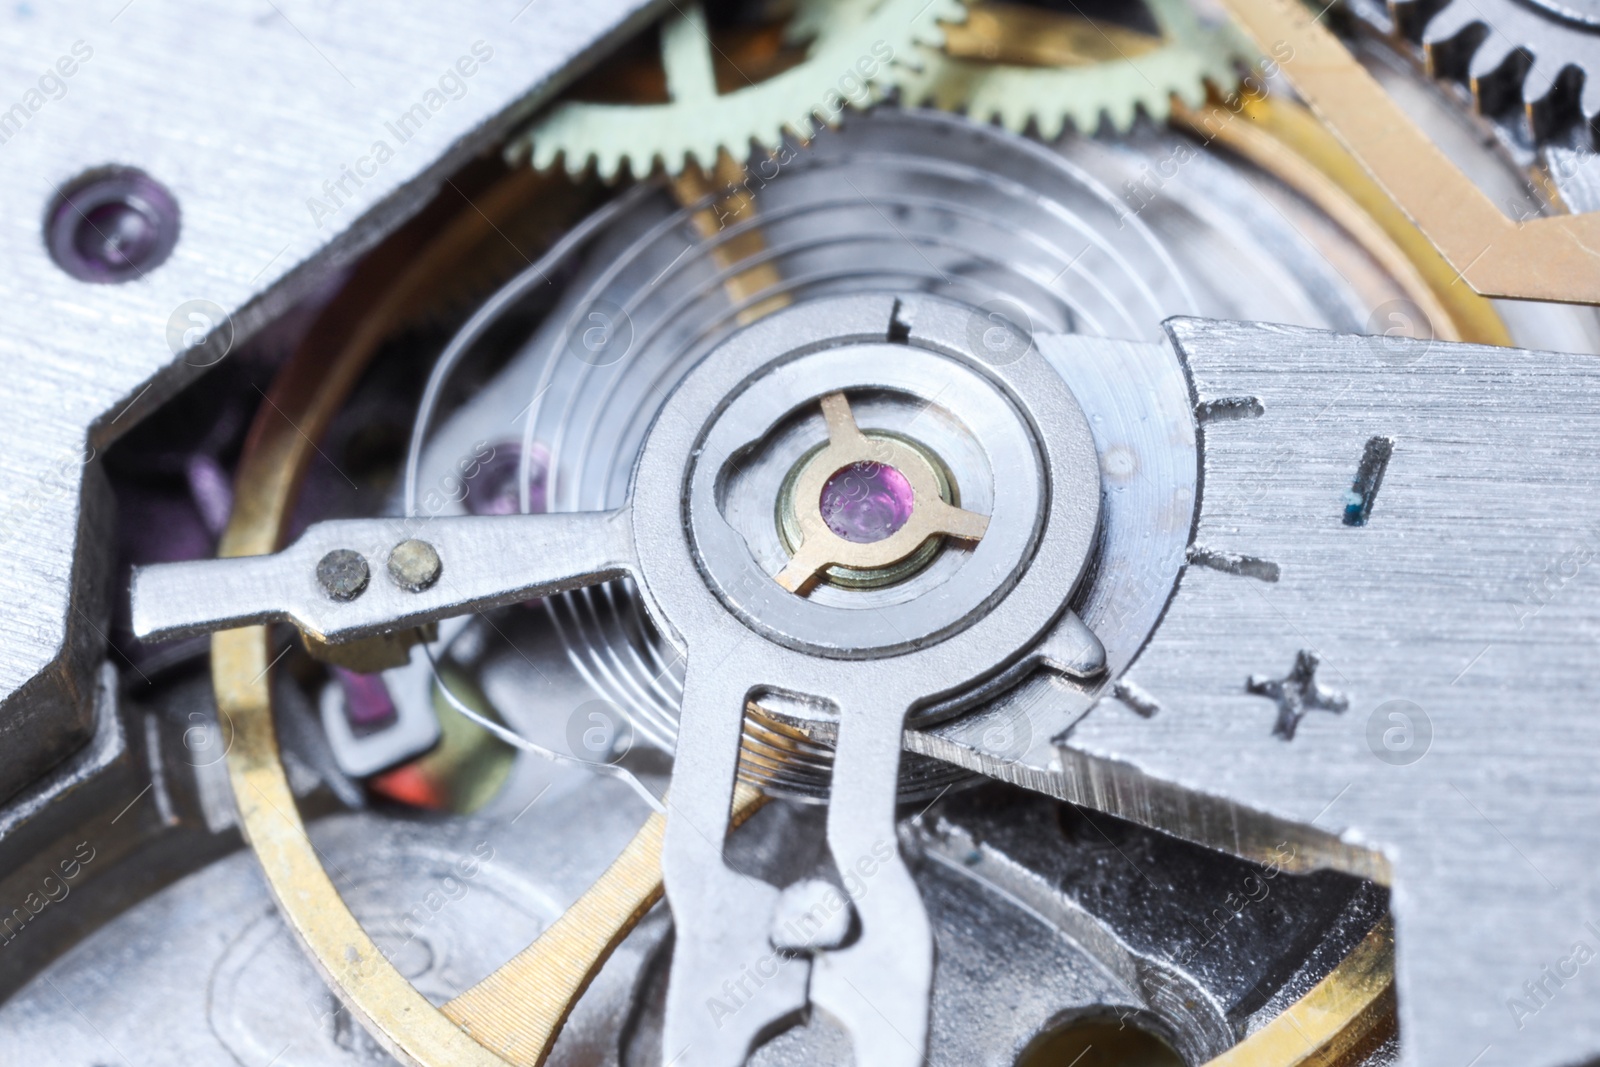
[512,0,966,180]
[894,0,1255,138]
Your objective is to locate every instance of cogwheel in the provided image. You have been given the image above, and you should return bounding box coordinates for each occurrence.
[1418,0,1600,138]
[512,0,964,180]
[891,0,1255,139]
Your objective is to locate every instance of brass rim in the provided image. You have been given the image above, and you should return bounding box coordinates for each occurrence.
[212,177,531,1066]
[1172,92,1511,348]
[209,167,740,1067]
[1202,920,1395,1067]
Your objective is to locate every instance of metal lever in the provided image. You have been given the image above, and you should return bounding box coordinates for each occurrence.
[131,510,634,644]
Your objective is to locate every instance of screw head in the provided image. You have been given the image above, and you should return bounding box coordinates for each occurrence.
[47,167,180,283]
[316,549,370,601]
[387,539,441,592]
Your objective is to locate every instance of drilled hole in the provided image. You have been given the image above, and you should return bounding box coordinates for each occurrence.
[1015,1015,1186,1067]
[1194,396,1263,423]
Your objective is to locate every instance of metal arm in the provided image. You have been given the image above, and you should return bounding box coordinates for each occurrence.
[131,509,635,644]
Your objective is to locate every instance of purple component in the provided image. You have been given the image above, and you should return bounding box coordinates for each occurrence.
[335,667,399,737]
[820,461,916,544]
[185,454,234,536]
[47,168,180,283]
[117,488,214,566]
[469,441,551,516]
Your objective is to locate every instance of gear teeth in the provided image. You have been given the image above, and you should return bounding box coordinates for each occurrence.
[1034,109,1068,142]
[1465,34,1534,116]
[888,0,1252,143]
[517,0,1243,179]
[1522,60,1588,141]
[1524,55,1565,105]
[512,0,964,182]
[1387,0,1439,40]
[1175,76,1212,112]
[1419,0,1480,46]
[1421,0,1487,79]
[1105,95,1140,133]
[1419,0,1600,141]
[1582,69,1600,122]
[1466,34,1518,82]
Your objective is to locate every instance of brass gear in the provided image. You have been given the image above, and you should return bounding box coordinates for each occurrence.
[511,0,964,180]
[513,0,1253,180]
[896,0,1255,137]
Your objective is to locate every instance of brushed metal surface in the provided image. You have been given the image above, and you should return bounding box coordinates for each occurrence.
[0,0,659,802]
[1057,317,1600,1067]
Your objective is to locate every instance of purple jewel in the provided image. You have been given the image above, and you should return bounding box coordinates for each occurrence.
[820,462,915,544]
[335,667,399,737]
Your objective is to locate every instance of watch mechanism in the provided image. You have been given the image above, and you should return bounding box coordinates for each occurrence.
[1,1,1599,1066]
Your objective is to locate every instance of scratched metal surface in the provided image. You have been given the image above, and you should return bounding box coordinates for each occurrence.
[0,0,658,802]
[1056,317,1600,1067]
